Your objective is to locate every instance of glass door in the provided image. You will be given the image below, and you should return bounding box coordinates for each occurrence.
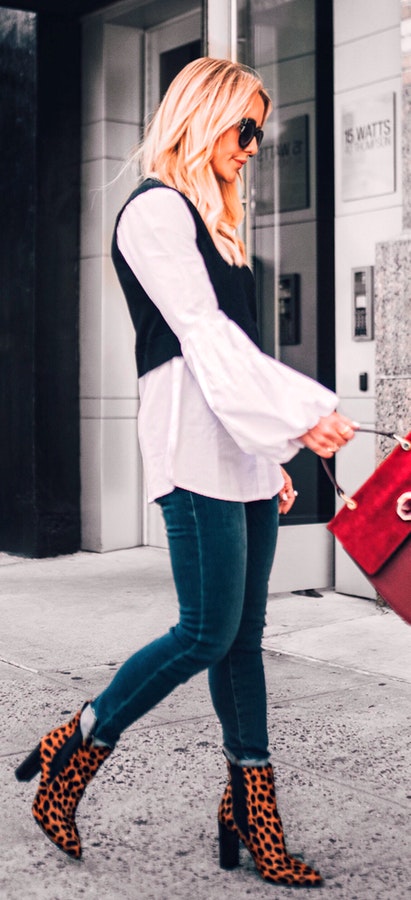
[238,0,336,590]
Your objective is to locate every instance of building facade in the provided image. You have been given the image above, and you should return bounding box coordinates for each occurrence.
[0,0,409,595]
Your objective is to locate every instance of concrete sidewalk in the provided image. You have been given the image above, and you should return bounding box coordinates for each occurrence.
[0,547,410,900]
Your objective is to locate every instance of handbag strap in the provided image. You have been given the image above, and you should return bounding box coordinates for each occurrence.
[321,427,411,510]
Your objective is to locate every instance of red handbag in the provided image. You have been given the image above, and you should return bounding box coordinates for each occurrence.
[324,429,411,625]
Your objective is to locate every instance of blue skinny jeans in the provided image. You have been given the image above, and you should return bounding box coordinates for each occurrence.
[92,488,279,763]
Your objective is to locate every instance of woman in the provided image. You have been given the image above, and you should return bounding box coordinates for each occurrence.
[16,58,355,887]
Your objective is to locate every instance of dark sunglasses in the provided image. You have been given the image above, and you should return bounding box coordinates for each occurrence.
[238,118,264,149]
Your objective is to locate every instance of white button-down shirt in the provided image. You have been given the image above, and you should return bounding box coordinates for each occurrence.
[116,186,337,503]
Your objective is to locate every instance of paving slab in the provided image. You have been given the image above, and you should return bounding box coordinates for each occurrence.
[0,549,177,672]
[264,591,411,682]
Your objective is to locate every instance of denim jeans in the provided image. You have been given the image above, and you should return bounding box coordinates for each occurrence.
[92,489,278,762]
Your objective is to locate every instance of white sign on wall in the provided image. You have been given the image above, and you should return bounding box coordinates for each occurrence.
[341,93,396,201]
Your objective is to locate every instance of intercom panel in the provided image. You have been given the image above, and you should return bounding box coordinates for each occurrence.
[278,273,300,345]
[352,267,374,341]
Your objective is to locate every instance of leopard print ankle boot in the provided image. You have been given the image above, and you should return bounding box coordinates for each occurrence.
[218,760,322,887]
[16,706,111,859]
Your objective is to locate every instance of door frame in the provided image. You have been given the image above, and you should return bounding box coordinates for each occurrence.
[143,6,203,549]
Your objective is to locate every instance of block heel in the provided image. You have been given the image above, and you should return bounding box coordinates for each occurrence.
[15,744,41,782]
[218,819,239,869]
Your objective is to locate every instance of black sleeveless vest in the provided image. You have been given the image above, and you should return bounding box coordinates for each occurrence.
[111,178,260,377]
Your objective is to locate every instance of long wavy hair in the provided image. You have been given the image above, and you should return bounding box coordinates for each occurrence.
[130,57,271,265]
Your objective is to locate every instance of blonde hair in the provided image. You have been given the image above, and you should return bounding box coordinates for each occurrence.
[130,57,271,265]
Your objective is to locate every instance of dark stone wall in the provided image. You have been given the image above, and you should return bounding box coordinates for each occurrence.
[0,8,81,556]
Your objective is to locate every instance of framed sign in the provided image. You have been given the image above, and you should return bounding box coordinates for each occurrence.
[341,93,396,201]
[255,115,310,215]
[277,115,310,212]
[255,142,275,215]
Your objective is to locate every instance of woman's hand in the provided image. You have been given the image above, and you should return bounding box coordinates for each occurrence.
[278,466,297,514]
[299,412,357,458]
